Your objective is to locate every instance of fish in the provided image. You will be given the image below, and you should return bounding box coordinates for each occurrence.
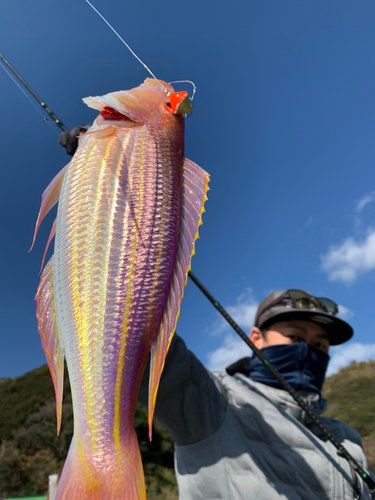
[33,78,209,499]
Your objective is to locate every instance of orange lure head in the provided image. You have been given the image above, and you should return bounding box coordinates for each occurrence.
[164,91,193,115]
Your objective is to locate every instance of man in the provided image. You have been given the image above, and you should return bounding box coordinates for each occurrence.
[138,289,373,500]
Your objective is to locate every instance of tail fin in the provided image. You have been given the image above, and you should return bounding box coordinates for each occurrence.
[55,433,146,500]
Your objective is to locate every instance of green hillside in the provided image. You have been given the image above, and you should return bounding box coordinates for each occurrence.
[322,360,375,471]
[0,366,177,499]
[1,359,375,498]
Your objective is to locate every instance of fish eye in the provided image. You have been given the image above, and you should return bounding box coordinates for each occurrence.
[163,101,174,114]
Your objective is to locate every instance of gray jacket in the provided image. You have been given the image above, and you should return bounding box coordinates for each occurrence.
[139,335,373,499]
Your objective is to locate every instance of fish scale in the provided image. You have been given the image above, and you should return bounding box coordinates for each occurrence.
[60,132,144,436]
[33,79,209,499]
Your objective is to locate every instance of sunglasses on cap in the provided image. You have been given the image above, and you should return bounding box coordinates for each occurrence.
[258,289,339,319]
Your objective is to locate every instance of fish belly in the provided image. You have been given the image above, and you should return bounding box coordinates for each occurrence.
[53,125,183,499]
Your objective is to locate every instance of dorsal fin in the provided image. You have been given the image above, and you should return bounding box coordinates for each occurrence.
[148,158,209,439]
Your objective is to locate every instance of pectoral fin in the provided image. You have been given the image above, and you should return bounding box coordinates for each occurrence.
[30,163,69,251]
[35,256,65,435]
[148,158,209,439]
[80,123,118,138]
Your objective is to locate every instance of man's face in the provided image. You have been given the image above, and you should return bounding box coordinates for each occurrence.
[250,320,330,354]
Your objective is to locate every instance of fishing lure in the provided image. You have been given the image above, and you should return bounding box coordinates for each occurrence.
[33,78,209,499]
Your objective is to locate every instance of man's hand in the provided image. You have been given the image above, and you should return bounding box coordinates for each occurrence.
[58,124,91,156]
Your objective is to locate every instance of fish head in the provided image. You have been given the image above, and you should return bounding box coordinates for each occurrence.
[82,79,192,129]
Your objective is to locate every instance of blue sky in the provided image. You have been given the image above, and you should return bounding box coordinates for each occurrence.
[1,0,375,379]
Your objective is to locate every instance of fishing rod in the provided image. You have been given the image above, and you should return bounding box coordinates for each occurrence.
[2,51,374,497]
[0,52,68,132]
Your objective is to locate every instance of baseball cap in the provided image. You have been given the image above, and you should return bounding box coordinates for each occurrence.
[254,289,353,346]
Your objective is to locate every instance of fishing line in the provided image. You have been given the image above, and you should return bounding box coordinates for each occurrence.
[84,0,169,95]
[0,59,59,136]
[169,80,197,101]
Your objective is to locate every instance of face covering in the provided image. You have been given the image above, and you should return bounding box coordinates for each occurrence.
[249,342,330,394]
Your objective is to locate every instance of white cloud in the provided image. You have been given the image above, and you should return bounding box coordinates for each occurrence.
[206,289,258,369]
[327,342,375,376]
[337,304,354,320]
[355,192,375,213]
[207,334,251,371]
[321,190,375,283]
[305,216,314,227]
[226,290,258,330]
[209,288,258,336]
[320,229,375,283]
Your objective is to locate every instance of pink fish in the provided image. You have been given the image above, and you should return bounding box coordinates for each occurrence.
[33,79,209,499]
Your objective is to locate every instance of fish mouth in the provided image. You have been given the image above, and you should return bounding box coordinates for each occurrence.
[100,106,136,122]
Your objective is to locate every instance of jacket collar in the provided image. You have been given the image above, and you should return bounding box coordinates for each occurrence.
[226,357,327,424]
